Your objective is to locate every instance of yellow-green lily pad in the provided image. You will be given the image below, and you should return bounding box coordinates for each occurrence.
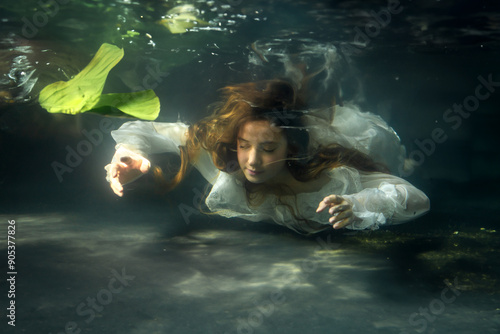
[38,43,161,120]
[39,43,124,114]
[91,90,160,120]
[160,4,208,34]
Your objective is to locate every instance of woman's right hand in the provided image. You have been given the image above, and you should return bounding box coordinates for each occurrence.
[106,150,151,197]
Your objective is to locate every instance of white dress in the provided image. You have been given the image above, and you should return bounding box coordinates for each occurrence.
[105,105,430,233]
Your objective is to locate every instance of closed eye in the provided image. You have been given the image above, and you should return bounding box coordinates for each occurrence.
[238,146,275,153]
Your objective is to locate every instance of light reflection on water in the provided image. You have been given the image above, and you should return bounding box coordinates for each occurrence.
[1,0,499,108]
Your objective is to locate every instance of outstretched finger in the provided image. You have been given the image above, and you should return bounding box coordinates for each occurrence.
[110,162,128,178]
[109,164,118,178]
[329,209,352,224]
[324,195,344,205]
[139,159,151,173]
[110,178,124,197]
[332,214,354,229]
[329,204,350,215]
[316,195,343,212]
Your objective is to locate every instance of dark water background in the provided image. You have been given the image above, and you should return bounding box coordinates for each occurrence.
[1,0,500,333]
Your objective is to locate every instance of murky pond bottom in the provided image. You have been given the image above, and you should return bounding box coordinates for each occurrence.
[2,190,499,334]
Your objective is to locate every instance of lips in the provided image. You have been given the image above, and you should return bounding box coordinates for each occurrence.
[247,169,263,176]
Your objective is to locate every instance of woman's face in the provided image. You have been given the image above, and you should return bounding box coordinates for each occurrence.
[237,120,289,184]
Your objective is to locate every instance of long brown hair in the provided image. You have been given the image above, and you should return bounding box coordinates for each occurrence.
[154,80,387,232]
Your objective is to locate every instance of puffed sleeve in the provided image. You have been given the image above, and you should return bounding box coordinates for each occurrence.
[342,171,430,230]
[105,121,219,184]
[111,121,189,157]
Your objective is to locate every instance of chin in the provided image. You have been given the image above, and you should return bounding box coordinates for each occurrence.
[244,173,268,184]
[245,176,265,184]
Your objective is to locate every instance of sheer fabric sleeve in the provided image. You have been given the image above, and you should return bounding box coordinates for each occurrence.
[341,171,430,230]
[105,121,219,184]
[303,104,408,175]
[111,121,189,158]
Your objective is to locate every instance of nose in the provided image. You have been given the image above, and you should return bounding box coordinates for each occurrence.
[247,147,262,167]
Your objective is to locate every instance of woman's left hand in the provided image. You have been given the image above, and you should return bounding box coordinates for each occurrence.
[316,195,354,229]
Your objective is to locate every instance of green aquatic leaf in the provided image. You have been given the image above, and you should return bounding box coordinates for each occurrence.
[161,14,209,34]
[160,4,208,34]
[39,43,124,114]
[91,90,160,120]
[38,43,160,120]
[122,30,141,38]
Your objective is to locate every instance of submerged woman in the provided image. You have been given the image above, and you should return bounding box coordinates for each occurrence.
[105,80,429,234]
